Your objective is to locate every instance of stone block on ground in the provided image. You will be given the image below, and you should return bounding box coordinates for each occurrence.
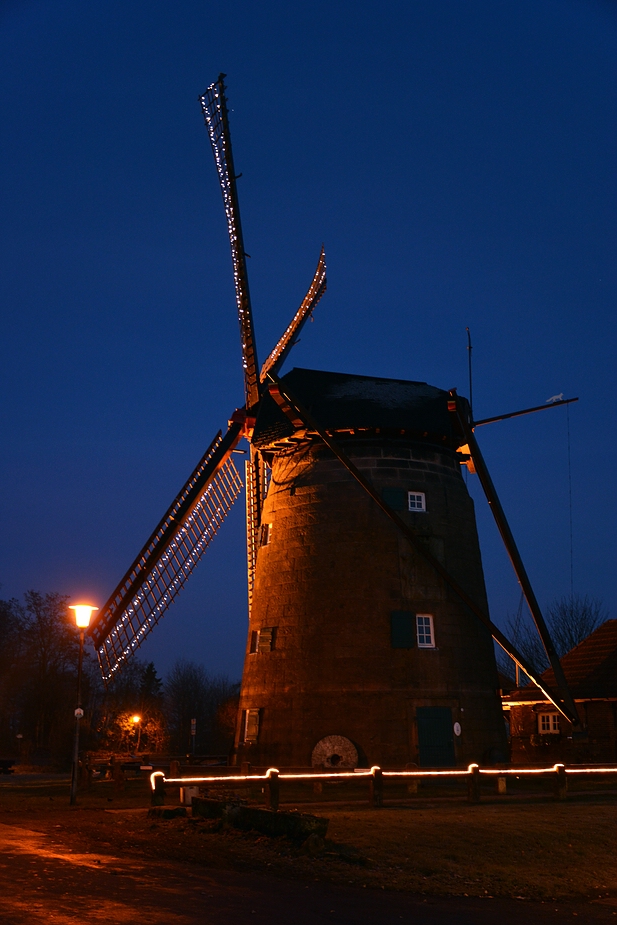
[192,797,328,841]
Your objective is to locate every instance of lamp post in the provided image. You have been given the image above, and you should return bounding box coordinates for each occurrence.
[68,604,98,806]
[131,714,142,752]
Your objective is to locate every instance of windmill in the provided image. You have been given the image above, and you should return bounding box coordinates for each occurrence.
[89,75,580,768]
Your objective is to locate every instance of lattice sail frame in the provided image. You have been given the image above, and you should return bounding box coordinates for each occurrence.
[91,426,243,682]
[199,76,260,408]
[260,246,327,382]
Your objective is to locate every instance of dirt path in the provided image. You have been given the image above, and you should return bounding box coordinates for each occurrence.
[0,816,616,924]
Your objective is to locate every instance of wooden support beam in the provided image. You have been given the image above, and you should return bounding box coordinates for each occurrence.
[467,765,481,803]
[265,770,280,811]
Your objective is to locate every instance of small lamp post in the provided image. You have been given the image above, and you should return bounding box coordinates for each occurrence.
[131,714,142,752]
[69,604,98,805]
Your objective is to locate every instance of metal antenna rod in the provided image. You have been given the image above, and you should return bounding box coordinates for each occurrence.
[466,327,473,421]
[566,402,574,597]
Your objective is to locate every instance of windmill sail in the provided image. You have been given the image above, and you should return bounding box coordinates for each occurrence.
[260,246,327,381]
[199,75,260,408]
[90,423,244,682]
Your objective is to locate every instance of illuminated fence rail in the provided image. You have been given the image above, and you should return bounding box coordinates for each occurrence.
[150,764,617,811]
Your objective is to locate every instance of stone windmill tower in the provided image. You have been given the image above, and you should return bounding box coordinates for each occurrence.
[89,75,579,768]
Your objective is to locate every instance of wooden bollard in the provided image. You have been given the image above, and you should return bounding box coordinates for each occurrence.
[370,767,384,808]
[495,775,507,795]
[554,764,567,801]
[170,759,180,779]
[467,765,481,803]
[265,770,279,811]
[112,756,125,793]
[240,761,252,776]
[80,757,92,790]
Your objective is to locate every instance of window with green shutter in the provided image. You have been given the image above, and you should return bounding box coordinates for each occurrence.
[381,488,406,510]
[390,611,415,648]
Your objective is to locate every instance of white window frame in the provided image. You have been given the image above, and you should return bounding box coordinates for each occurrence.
[408,491,426,512]
[244,709,260,742]
[416,613,435,648]
[538,712,560,734]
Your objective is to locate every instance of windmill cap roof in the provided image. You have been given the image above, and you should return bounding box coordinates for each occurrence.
[253,367,466,449]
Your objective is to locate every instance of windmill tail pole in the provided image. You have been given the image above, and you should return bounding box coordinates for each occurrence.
[265,372,575,723]
[449,391,581,729]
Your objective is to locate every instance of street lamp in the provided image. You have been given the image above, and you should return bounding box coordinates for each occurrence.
[68,604,98,805]
[131,714,142,752]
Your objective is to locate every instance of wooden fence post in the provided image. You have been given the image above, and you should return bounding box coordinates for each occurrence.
[405,763,419,794]
[467,765,481,803]
[266,770,279,811]
[370,767,384,808]
[151,774,165,806]
[554,764,567,801]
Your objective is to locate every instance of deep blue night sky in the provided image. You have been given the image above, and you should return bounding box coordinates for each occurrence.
[1,0,615,680]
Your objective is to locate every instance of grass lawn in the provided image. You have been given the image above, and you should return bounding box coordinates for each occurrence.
[1,774,616,903]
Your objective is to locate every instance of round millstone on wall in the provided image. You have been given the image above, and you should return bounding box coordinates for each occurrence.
[311,735,359,769]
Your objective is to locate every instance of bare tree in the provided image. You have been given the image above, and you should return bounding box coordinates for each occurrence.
[165,660,239,755]
[500,593,608,682]
[0,591,101,766]
[545,594,607,658]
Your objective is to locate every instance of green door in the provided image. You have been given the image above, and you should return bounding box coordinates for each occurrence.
[416,706,456,767]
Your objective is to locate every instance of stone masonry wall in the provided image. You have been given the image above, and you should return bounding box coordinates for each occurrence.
[234,436,507,768]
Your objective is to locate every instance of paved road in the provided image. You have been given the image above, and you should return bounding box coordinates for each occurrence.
[0,820,615,924]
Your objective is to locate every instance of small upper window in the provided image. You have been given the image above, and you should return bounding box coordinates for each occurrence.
[416,614,435,648]
[538,713,560,734]
[259,523,272,546]
[408,491,426,512]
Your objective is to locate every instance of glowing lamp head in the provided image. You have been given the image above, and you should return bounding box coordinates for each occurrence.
[132,715,141,725]
[69,604,98,629]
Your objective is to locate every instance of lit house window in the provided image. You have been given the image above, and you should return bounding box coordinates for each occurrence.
[416,614,435,648]
[259,523,272,546]
[538,713,560,734]
[250,627,276,653]
[408,491,426,512]
[243,709,260,742]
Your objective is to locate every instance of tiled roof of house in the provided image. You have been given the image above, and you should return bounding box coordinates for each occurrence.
[541,619,617,697]
[505,619,617,702]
